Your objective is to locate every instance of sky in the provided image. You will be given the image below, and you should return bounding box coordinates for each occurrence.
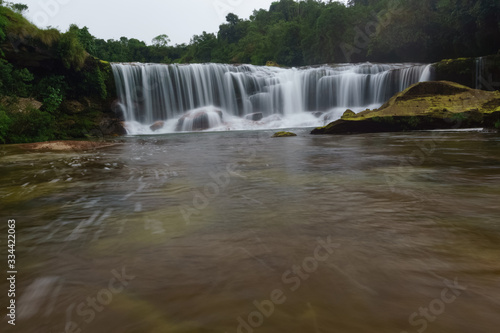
[17,0,295,45]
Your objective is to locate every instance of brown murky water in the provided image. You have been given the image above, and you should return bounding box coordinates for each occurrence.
[1,129,500,333]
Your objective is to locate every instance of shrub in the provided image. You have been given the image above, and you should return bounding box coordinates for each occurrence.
[0,59,34,97]
[42,86,63,113]
[6,107,55,143]
[0,106,11,143]
[58,29,87,70]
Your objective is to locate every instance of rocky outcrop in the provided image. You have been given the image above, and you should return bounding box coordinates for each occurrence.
[312,81,500,135]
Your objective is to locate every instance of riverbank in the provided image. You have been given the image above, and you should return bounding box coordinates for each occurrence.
[17,140,121,151]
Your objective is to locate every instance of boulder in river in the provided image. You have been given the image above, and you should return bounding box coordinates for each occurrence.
[272,131,297,138]
[245,112,264,121]
[150,121,165,132]
[176,108,224,131]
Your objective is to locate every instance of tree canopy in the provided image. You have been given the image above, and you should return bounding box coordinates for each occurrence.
[73,0,499,66]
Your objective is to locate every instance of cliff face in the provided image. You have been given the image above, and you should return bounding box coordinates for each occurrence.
[312,81,500,135]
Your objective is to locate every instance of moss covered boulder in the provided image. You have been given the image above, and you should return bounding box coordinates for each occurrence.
[272,131,297,137]
[312,81,500,135]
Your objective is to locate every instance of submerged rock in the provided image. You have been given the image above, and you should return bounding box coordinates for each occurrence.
[245,112,264,121]
[176,108,224,131]
[312,81,500,134]
[150,121,165,132]
[272,131,297,137]
[309,111,324,118]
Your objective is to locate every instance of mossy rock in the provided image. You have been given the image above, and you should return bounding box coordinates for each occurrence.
[272,131,297,137]
[266,61,281,67]
[341,109,356,119]
[312,81,500,135]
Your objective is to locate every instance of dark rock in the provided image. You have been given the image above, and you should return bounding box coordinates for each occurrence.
[309,111,324,118]
[176,109,223,131]
[61,100,85,114]
[111,99,126,121]
[150,121,165,132]
[99,116,127,136]
[245,112,264,121]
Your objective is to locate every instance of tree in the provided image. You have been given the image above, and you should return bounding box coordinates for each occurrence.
[11,3,27,13]
[152,34,170,48]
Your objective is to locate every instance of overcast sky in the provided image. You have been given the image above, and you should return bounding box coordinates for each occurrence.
[17,0,312,45]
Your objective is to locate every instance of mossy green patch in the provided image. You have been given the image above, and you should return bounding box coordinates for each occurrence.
[272,131,297,137]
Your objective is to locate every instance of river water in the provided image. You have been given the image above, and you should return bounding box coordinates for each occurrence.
[1,129,500,333]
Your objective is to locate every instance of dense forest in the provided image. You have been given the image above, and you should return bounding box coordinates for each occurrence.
[0,0,499,143]
[0,1,115,143]
[86,0,500,66]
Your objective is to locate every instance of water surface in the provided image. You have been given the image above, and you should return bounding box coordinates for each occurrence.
[1,130,499,333]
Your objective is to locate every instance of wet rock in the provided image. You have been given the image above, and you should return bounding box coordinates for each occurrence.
[150,121,165,132]
[312,81,500,135]
[99,116,127,136]
[341,109,356,119]
[176,109,224,131]
[272,131,297,138]
[310,111,324,118]
[245,112,264,121]
[111,99,126,121]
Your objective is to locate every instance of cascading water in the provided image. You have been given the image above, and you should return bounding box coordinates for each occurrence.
[476,56,485,90]
[112,62,433,134]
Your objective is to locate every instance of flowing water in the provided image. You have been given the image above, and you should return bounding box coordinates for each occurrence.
[1,129,500,333]
[112,63,432,134]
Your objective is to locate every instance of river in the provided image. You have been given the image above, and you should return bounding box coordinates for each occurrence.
[1,129,499,333]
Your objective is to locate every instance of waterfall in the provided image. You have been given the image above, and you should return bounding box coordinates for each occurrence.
[475,57,485,90]
[112,62,433,133]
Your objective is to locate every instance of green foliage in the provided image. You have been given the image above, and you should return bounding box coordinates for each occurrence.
[84,0,499,66]
[152,34,170,48]
[70,24,96,55]
[10,3,28,13]
[3,106,55,143]
[494,120,500,129]
[42,86,63,113]
[0,59,33,97]
[450,112,467,122]
[0,105,11,143]
[0,7,7,47]
[80,64,107,99]
[58,28,87,70]
[408,116,421,128]
[34,75,67,100]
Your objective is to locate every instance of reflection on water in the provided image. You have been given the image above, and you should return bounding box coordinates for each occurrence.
[1,130,500,333]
